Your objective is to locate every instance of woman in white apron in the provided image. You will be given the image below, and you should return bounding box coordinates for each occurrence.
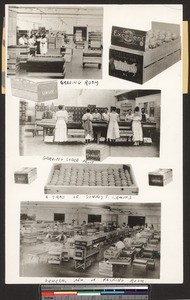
[54,105,68,143]
[132,106,143,146]
[40,34,48,55]
[107,107,120,143]
[82,108,93,143]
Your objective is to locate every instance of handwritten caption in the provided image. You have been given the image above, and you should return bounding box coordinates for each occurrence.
[44,278,145,284]
[45,194,132,201]
[42,156,94,164]
[60,80,99,87]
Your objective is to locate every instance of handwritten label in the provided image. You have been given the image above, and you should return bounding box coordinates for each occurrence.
[45,194,132,201]
[44,277,146,284]
[42,156,94,164]
[60,80,99,87]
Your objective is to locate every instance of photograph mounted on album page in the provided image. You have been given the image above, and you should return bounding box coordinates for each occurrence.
[5,4,183,284]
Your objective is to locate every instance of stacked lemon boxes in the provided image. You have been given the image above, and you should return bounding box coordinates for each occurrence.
[86,144,110,162]
[7,50,20,75]
[82,50,102,69]
[109,22,181,84]
[48,37,56,49]
[14,167,37,184]
[148,168,173,186]
[44,163,139,195]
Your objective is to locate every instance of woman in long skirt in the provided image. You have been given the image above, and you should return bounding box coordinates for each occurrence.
[54,105,68,143]
[40,34,48,55]
[82,108,93,143]
[35,34,41,54]
[107,107,120,143]
[132,106,143,146]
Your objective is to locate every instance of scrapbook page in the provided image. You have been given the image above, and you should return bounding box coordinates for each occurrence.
[5,4,183,284]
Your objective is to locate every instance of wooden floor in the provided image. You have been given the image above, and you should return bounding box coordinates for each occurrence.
[21,134,160,157]
[20,242,160,279]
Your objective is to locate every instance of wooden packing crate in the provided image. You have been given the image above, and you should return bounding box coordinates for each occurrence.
[14,167,37,184]
[86,144,110,162]
[148,168,173,186]
[109,22,181,84]
[147,259,155,270]
[133,258,148,274]
[11,78,58,102]
[44,163,139,195]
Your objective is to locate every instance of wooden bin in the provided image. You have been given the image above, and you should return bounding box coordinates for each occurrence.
[44,163,139,195]
[14,167,37,184]
[148,168,173,186]
[109,22,181,84]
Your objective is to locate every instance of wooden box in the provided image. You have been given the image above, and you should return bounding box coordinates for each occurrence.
[44,163,139,195]
[14,167,37,184]
[147,259,155,270]
[86,145,110,162]
[109,22,181,84]
[11,78,58,102]
[133,258,148,274]
[148,168,173,186]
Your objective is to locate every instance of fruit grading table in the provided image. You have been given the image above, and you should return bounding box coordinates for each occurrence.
[26,55,65,78]
[37,119,156,143]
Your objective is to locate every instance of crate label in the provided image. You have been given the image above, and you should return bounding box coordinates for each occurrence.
[149,175,163,186]
[109,48,143,84]
[86,149,100,161]
[111,26,147,51]
[38,81,58,101]
[15,174,28,183]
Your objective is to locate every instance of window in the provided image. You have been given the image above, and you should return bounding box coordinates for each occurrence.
[149,102,155,117]
[88,214,102,223]
[54,213,65,222]
[128,216,145,227]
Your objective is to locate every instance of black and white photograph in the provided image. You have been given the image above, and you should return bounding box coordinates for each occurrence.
[7,5,103,79]
[44,163,139,195]
[18,88,161,158]
[109,21,181,84]
[20,202,161,279]
[5,4,183,286]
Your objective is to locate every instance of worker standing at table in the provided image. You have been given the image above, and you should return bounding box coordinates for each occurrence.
[82,108,93,143]
[102,107,110,142]
[40,34,48,55]
[55,231,67,243]
[42,106,53,119]
[18,34,28,46]
[141,108,150,122]
[124,234,132,249]
[132,106,143,146]
[92,108,101,142]
[125,109,133,121]
[35,34,42,54]
[115,237,125,250]
[107,107,120,144]
[54,105,68,143]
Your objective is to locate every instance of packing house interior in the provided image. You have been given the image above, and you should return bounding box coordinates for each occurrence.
[18,88,161,157]
[20,202,161,279]
[7,6,103,79]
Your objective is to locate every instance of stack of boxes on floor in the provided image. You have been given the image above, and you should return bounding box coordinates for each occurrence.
[7,46,31,75]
